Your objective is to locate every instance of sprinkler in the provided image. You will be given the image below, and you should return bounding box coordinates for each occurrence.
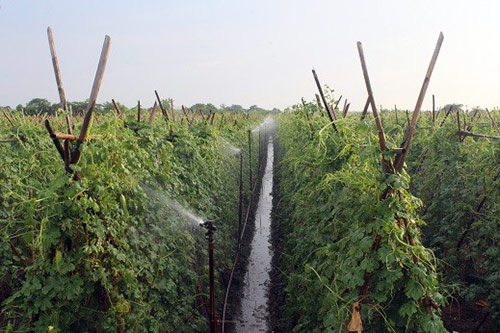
[238,150,243,252]
[200,220,217,333]
[248,129,252,189]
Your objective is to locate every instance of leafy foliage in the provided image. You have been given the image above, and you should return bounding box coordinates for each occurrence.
[272,105,446,332]
[0,110,263,331]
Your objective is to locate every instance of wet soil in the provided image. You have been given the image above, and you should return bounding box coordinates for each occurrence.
[235,136,275,332]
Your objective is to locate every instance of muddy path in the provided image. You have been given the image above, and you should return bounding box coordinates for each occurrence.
[234,135,275,332]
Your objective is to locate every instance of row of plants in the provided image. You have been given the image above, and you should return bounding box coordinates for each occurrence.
[0,108,264,332]
[404,108,500,328]
[271,105,446,332]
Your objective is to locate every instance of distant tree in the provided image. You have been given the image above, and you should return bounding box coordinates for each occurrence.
[24,98,55,115]
[69,101,88,115]
[190,103,218,114]
[225,104,244,113]
[442,104,463,113]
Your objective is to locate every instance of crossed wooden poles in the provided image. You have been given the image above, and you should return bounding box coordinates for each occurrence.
[311,32,445,331]
[45,27,111,177]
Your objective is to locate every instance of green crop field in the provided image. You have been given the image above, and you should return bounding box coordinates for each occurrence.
[1,24,499,333]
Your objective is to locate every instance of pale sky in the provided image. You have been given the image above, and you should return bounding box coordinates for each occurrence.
[1,0,499,111]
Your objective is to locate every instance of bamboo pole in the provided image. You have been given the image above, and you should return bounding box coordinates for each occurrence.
[315,94,322,110]
[0,138,17,143]
[356,41,389,157]
[360,96,370,120]
[432,94,435,124]
[112,99,122,116]
[170,99,175,122]
[312,69,338,131]
[45,119,65,161]
[393,32,444,173]
[154,90,170,122]
[149,101,158,124]
[137,100,141,122]
[71,35,111,165]
[47,27,68,111]
[458,130,500,140]
[77,35,111,143]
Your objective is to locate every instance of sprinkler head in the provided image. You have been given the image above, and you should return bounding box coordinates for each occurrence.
[200,219,216,231]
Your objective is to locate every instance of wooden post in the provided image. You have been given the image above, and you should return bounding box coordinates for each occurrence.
[248,130,253,189]
[356,41,389,158]
[432,94,435,124]
[341,99,348,117]
[312,69,338,131]
[66,114,73,134]
[170,99,175,121]
[112,99,122,116]
[149,101,158,124]
[315,94,322,110]
[360,96,370,119]
[72,35,111,164]
[154,90,170,122]
[182,106,193,126]
[45,119,65,161]
[301,98,315,138]
[137,100,141,122]
[47,27,68,111]
[393,32,444,173]
[333,95,342,119]
[394,105,399,125]
[237,152,243,251]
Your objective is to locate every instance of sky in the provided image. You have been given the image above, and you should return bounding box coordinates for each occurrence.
[0,0,499,111]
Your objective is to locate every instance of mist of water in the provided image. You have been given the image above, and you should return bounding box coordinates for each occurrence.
[219,137,242,156]
[251,116,275,133]
[142,185,205,227]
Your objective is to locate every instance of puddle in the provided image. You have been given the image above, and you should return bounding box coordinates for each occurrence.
[235,135,275,332]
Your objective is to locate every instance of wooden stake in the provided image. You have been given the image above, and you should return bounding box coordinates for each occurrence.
[77,35,111,143]
[170,99,175,121]
[112,99,122,116]
[458,130,500,140]
[0,138,17,143]
[182,105,193,126]
[457,110,462,141]
[149,101,158,124]
[66,114,73,134]
[45,119,65,161]
[356,41,389,157]
[154,90,170,122]
[360,96,370,120]
[47,27,68,111]
[393,32,444,173]
[137,100,141,122]
[71,35,111,164]
[315,94,322,110]
[312,69,338,131]
[432,94,435,124]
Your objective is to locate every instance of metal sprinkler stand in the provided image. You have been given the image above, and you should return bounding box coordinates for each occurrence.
[200,220,217,333]
[238,151,243,252]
